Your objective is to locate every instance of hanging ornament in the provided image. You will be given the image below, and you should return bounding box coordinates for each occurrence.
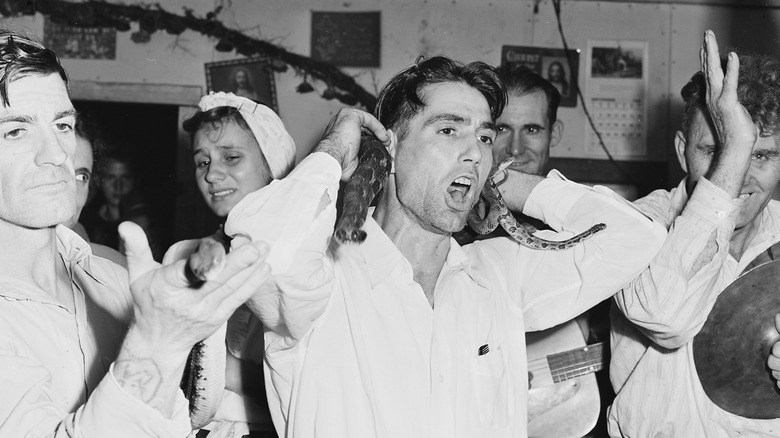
[296,79,314,94]
[215,39,233,52]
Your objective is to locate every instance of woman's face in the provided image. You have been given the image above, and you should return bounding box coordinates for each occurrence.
[100,159,135,207]
[192,119,272,217]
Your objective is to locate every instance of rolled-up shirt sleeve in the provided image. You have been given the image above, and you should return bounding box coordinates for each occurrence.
[480,170,667,331]
[0,352,191,437]
[613,178,741,348]
[224,152,342,347]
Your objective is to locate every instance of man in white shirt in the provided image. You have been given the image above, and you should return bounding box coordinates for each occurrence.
[609,30,780,437]
[0,30,271,436]
[225,55,666,438]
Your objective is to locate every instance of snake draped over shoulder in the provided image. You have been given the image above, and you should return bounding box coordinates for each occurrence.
[466,157,606,250]
[335,141,605,250]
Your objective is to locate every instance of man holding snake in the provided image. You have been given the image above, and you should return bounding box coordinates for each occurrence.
[223,55,666,437]
[0,30,272,436]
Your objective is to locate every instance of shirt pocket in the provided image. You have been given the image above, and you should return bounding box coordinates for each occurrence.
[471,342,511,427]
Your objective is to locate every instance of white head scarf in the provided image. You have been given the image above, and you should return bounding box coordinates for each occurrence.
[194,92,296,179]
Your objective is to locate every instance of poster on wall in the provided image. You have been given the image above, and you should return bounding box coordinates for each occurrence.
[584,40,649,158]
[500,45,579,107]
[43,17,116,60]
[311,11,381,67]
[204,57,278,112]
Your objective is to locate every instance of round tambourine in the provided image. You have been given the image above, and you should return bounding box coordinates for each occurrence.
[693,259,780,419]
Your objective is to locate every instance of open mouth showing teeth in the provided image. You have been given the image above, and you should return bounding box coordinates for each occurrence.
[212,189,235,197]
[448,177,472,202]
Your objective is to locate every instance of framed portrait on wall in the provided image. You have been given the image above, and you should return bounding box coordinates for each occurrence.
[205,57,279,111]
[500,45,579,108]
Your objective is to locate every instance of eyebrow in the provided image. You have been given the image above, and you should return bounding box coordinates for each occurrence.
[424,113,467,128]
[0,108,77,125]
[0,114,32,124]
[192,144,240,157]
[56,109,77,120]
[424,113,497,133]
[756,148,780,158]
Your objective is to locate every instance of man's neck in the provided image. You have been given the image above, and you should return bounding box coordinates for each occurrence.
[0,222,68,305]
[373,194,451,308]
[730,218,762,262]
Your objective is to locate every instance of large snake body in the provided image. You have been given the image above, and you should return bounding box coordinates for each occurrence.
[181,228,231,430]
[334,133,393,243]
[334,138,606,249]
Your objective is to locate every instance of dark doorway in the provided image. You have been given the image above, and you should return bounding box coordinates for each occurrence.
[73,100,180,258]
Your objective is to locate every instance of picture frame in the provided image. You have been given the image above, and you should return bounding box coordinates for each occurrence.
[204,56,279,112]
[500,45,580,108]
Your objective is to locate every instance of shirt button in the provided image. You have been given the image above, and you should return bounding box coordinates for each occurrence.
[438,374,445,383]
[716,211,726,219]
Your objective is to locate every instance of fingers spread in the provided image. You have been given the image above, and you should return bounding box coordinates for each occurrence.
[703,30,724,98]
[722,51,740,101]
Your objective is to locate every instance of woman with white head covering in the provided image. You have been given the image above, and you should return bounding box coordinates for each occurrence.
[166,92,296,438]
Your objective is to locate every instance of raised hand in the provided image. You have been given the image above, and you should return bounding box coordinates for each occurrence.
[314,108,392,181]
[700,30,757,197]
[119,220,271,356]
[701,30,757,158]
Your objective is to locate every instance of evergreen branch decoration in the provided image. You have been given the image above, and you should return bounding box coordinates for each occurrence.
[0,0,378,111]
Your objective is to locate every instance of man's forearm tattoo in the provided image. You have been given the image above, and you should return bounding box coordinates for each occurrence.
[114,358,162,405]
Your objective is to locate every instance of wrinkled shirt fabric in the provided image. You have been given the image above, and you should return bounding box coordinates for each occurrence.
[0,225,192,437]
[609,178,780,437]
[225,152,666,438]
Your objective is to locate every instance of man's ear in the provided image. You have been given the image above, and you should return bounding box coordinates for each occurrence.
[674,130,688,173]
[550,120,564,149]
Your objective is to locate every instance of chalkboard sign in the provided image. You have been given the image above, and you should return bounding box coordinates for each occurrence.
[311,11,380,67]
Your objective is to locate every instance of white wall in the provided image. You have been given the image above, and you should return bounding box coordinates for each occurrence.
[2,0,779,169]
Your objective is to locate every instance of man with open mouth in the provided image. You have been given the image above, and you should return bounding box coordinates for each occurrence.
[224,55,666,438]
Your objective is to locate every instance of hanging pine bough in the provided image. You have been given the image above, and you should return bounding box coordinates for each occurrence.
[0,0,378,111]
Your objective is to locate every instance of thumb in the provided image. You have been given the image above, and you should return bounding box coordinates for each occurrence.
[118,221,160,284]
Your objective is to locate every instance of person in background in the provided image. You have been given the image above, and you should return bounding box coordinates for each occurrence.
[453,64,562,242]
[609,30,780,437]
[80,148,136,249]
[165,91,296,438]
[81,147,163,260]
[63,112,127,266]
[223,55,666,437]
[0,29,272,437]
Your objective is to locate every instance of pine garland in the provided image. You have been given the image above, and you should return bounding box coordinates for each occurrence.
[0,0,378,111]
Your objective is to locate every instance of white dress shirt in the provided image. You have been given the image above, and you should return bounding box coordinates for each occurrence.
[0,225,192,437]
[225,152,666,438]
[609,178,780,437]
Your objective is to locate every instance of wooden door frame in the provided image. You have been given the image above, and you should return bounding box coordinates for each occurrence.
[70,81,212,244]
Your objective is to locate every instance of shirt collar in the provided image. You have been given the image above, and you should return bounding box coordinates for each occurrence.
[355,210,488,289]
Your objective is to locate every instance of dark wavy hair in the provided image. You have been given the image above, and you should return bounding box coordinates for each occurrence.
[375,56,506,140]
[0,30,68,106]
[497,64,561,127]
[182,106,252,139]
[681,52,780,136]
